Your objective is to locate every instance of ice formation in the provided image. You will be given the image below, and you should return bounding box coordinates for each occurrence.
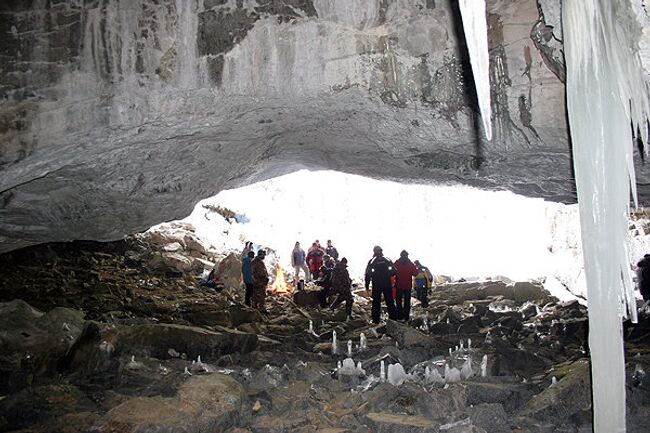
[444,363,461,383]
[347,340,353,357]
[460,357,473,380]
[480,355,488,378]
[458,0,492,140]
[183,367,192,376]
[425,366,445,384]
[337,358,365,378]
[359,333,367,350]
[332,330,338,355]
[380,360,386,382]
[563,1,649,431]
[308,320,313,334]
[387,363,413,386]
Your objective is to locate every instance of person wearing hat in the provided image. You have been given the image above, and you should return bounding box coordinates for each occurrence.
[251,249,269,311]
[365,245,398,324]
[393,250,419,321]
[329,257,353,320]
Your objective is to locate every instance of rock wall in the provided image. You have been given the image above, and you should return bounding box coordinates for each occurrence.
[0,0,585,252]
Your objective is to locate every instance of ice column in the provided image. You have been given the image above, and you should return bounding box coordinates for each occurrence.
[347,340,353,357]
[458,0,492,140]
[332,331,338,355]
[564,1,649,431]
[308,320,314,334]
[380,360,386,382]
[359,333,367,350]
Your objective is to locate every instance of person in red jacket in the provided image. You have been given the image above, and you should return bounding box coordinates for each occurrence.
[393,250,419,321]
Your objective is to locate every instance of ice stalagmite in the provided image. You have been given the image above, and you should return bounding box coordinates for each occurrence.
[458,0,492,141]
[563,1,649,431]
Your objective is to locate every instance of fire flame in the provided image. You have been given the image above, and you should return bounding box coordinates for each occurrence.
[270,266,292,295]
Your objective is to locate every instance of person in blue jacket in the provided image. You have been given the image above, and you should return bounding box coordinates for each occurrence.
[241,250,255,306]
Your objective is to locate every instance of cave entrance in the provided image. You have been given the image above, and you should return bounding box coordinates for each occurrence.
[148,169,587,301]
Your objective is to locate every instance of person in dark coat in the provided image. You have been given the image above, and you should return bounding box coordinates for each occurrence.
[306,243,324,280]
[251,249,269,311]
[330,257,353,320]
[325,240,339,261]
[365,245,397,324]
[316,255,335,307]
[393,250,419,321]
[637,254,650,303]
[241,250,255,306]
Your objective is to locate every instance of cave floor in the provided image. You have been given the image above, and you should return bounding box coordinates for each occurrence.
[0,238,649,433]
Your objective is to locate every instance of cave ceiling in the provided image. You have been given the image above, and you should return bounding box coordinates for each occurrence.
[1,0,649,253]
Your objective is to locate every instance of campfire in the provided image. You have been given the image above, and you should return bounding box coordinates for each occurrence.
[270,265,292,295]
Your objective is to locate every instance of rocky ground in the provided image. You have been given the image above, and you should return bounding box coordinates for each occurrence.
[1,233,650,433]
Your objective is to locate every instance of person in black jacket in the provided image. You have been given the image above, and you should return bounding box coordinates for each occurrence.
[637,254,650,303]
[365,245,398,324]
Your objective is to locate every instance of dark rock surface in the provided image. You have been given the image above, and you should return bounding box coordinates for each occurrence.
[0,237,649,432]
[0,0,590,254]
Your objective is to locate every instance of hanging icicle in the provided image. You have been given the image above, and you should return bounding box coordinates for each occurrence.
[564,1,649,431]
[458,0,493,141]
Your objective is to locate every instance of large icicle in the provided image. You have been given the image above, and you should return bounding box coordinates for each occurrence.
[458,0,492,141]
[564,1,649,431]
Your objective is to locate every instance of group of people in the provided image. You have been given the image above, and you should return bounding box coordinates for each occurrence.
[364,246,433,324]
[291,239,339,282]
[239,239,434,322]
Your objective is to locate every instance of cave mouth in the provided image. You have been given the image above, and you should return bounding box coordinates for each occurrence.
[153,169,586,300]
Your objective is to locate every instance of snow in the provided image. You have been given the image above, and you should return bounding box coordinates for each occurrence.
[178,170,593,297]
[563,1,650,431]
[458,0,492,141]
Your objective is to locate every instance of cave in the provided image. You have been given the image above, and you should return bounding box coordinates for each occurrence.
[1,1,650,432]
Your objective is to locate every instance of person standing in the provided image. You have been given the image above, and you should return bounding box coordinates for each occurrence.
[241,250,255,306]
[637,254,650,304]
[414,260,433,308]
[242,241,254,258]
[393,250,419,321]
[325,240,339,261]
[330,257,353,320]
[291,241,310,284]
[365,245,397,324]
[251,249,269,311]
[306,242,324,280]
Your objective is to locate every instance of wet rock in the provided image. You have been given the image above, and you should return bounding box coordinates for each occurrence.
[100,373,246,433]
[520,360,591,422]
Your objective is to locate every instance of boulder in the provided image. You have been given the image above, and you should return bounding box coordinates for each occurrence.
[293,289,322,307]
[0,300,84,391]
[100,373,245,433]
[161,252,194,272]
[65,322,257,374]
[464,381,536,413]
[385,320,439,350]
[519,360,591,422]
[466,403,510,433]
[217,253,243,289]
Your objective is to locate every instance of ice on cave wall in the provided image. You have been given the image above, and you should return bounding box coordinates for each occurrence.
[564,0,649,431]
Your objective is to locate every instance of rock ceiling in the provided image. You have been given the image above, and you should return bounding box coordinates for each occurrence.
[0,0,649,253]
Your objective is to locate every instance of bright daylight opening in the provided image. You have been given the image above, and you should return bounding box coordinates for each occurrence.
[149,169,650,303]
